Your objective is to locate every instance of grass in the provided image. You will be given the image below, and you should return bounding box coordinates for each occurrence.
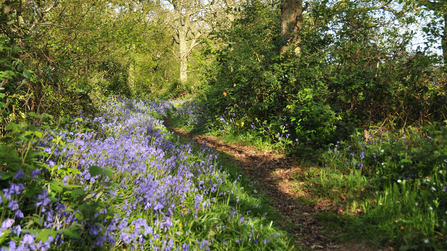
[170,100,447,250]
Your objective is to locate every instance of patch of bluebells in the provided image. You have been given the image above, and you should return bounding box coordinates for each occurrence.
[173,100,211,129]
[0,98,227,250]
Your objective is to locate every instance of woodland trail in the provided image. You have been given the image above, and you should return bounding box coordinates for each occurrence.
[164,118,393,251]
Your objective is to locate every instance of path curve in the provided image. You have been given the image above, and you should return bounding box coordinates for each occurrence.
[164,118,391,251]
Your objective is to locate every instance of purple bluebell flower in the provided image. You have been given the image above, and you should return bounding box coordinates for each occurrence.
[32,169,41,179]
[1,219,14,230]
[48,160,56,167]
[11,225,21,236]
[8,200,19,211]
[15,169,24,179]
[9,240,16,250]
[22,233,35,244]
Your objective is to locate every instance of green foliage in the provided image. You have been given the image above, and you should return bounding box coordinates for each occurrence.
[198,0,447,155]
[317,123,447,248]
[202,0,341,149]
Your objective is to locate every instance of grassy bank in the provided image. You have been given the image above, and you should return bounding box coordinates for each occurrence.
[171,100,447,250]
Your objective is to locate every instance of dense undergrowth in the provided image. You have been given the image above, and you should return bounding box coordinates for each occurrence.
[171,100,447,250]
[0,97,296,250]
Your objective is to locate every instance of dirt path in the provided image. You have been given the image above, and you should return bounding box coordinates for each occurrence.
[164,119,390,251]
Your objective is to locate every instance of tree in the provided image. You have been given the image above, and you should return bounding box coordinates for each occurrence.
[164,0,222,84]
[280,0,306,55]
[414,0,447,67]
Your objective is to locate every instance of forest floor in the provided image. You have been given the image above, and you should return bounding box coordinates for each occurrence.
[164,118,394,251]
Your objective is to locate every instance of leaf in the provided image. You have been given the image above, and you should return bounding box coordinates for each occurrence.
[60,229,81,238]
[103,168,113,179]
[33,215,43,227]
[75,211,84,221]
[24,131,34,136]
[34,131,43,139]
[89,165,103,177]
[71,189,85,197]
[0,174,12,180]
[37,229,56,242]
[23,70,31,79]
[51,183,63,193]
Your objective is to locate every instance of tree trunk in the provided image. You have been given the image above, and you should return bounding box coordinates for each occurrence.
[280,0,304,55]
[128,44,136,97]
[179,36,188,84]
[443,13,447,70]
[178,19,189,84]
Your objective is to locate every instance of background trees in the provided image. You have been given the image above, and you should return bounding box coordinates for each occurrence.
[200,0,446,147]
[1,0,446,137]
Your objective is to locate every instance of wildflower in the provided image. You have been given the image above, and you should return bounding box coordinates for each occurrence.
[429,207,433,210]
[380,149,384,153]
[431,187,436,192]
[14,170,24,179]
[1,219,14,230]
[397,180,402,183]
[32,169,41,179]
[22,234,35,244]
[415,202,419,206]
[11,225,21,236]
[15,210,24,219]
[8,200,19,211]
[424,239,429,244]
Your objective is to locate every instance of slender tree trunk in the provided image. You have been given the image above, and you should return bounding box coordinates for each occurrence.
[280,0,304,55]
[443,14,447,70]
[128,44,136,97]
[178,21,188,84]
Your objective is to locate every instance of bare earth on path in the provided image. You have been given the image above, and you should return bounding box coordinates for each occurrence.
[164,119,393,251]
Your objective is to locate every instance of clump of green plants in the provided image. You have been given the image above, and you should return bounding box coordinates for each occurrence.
[317,123,447,249]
